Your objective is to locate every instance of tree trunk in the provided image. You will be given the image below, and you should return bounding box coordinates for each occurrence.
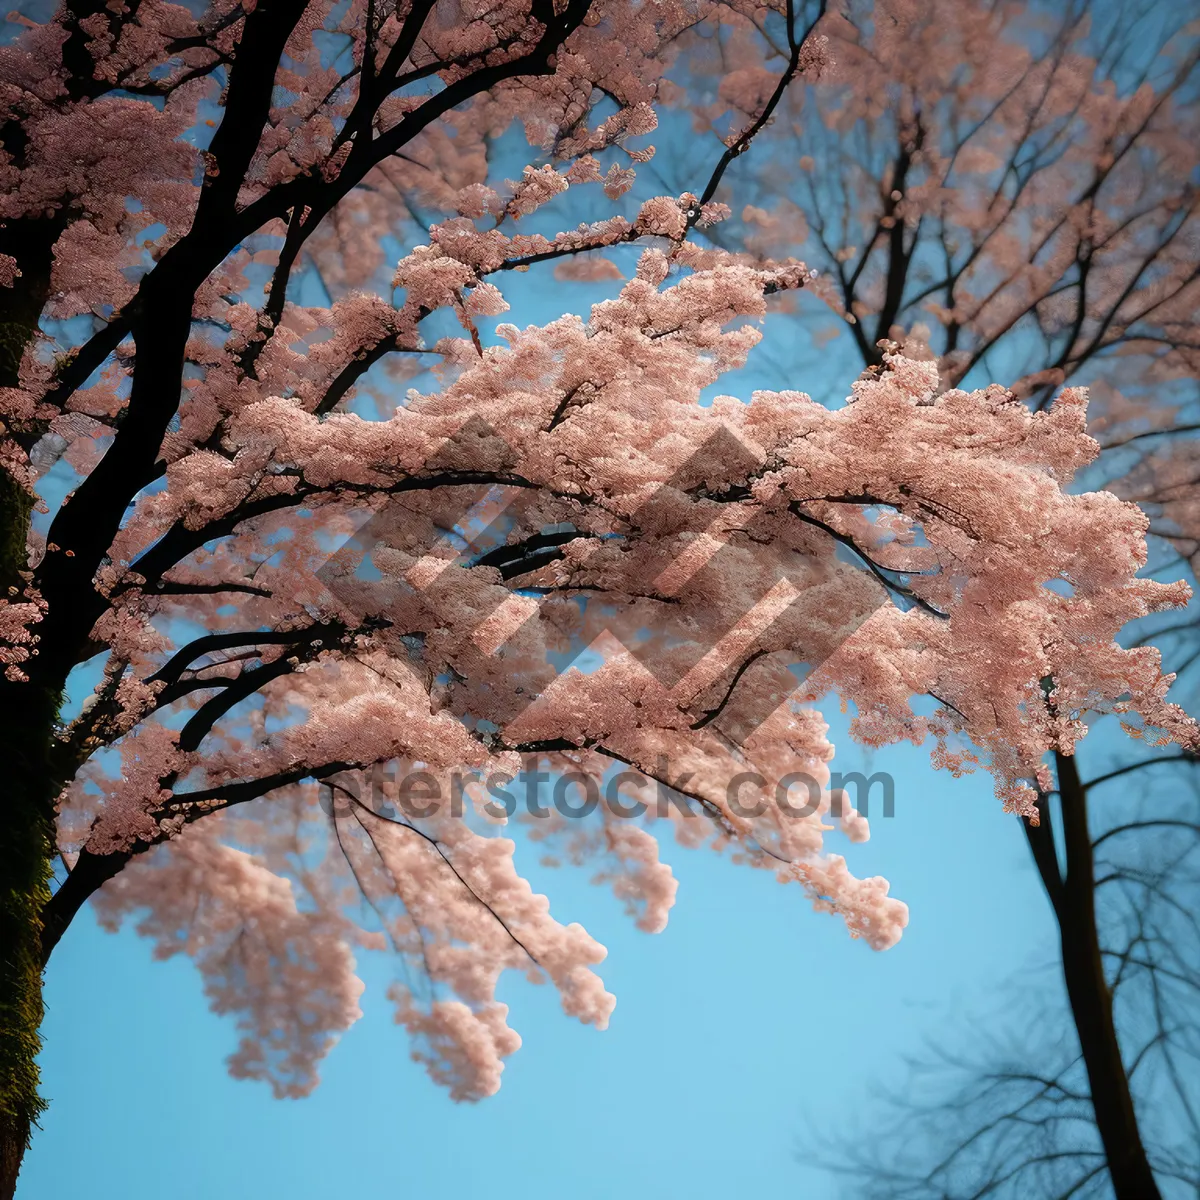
[1027,753,1163,1200]
[0,680,60,1200]
[0,220,63,1200]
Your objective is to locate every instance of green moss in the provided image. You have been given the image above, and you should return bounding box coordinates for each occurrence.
[0,474,34,598]
[0,678,61,1166]
[0,814,52,1142]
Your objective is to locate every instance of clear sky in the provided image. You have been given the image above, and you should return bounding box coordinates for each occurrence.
[21,112,1073,1200]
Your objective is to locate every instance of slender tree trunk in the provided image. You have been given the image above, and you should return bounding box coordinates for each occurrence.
[1026,753,1162,1200]
[1055,751,1162,1199]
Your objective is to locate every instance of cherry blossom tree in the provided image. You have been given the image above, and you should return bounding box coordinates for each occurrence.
[0,0,1196,1196]
[663,1,1200,1194]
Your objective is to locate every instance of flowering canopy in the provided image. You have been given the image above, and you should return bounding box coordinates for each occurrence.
[0,0,1194,1105]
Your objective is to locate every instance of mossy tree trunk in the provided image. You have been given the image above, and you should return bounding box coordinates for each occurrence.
[0,214,63,1200]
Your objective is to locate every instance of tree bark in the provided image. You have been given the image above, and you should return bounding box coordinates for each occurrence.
[1025,753,1163,1200]
[0,215,66,1200]
[0,687,57,1200]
